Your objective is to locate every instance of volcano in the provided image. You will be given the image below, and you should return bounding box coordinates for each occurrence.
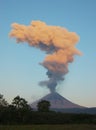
[30,92,84,110]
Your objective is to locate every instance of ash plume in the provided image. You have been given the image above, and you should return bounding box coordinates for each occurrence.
[10,20,81,93]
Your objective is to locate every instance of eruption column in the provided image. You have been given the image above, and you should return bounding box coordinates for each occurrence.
[10,20,81,93]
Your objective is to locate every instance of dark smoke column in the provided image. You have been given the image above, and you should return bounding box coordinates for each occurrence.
[10,20,81,93]
[39,61,68,93]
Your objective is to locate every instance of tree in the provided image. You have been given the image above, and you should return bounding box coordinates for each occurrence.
[11,95,32,124]
[0,94,8,107]
[12,95,29,109]
[37,100,50,112]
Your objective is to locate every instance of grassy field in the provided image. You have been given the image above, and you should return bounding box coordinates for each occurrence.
[0,125,96,130]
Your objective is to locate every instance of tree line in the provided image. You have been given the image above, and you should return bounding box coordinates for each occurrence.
[0,94,96,125]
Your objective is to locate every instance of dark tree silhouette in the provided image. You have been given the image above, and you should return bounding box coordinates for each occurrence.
[37,100,50,112]
[0,94,8,107]
[12,96,28,109]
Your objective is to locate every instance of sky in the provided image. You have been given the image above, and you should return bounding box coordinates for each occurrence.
[0,0,96,107]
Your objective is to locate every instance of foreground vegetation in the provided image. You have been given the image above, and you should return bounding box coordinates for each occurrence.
[0,125,96,130]
[0,94,96,125]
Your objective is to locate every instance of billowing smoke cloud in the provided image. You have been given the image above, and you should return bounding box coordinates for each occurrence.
[10,20,81,93]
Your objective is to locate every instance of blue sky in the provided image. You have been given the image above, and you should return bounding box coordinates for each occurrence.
[0,0,96,107]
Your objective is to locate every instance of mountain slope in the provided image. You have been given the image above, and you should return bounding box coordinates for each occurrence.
[30,92,84,109]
